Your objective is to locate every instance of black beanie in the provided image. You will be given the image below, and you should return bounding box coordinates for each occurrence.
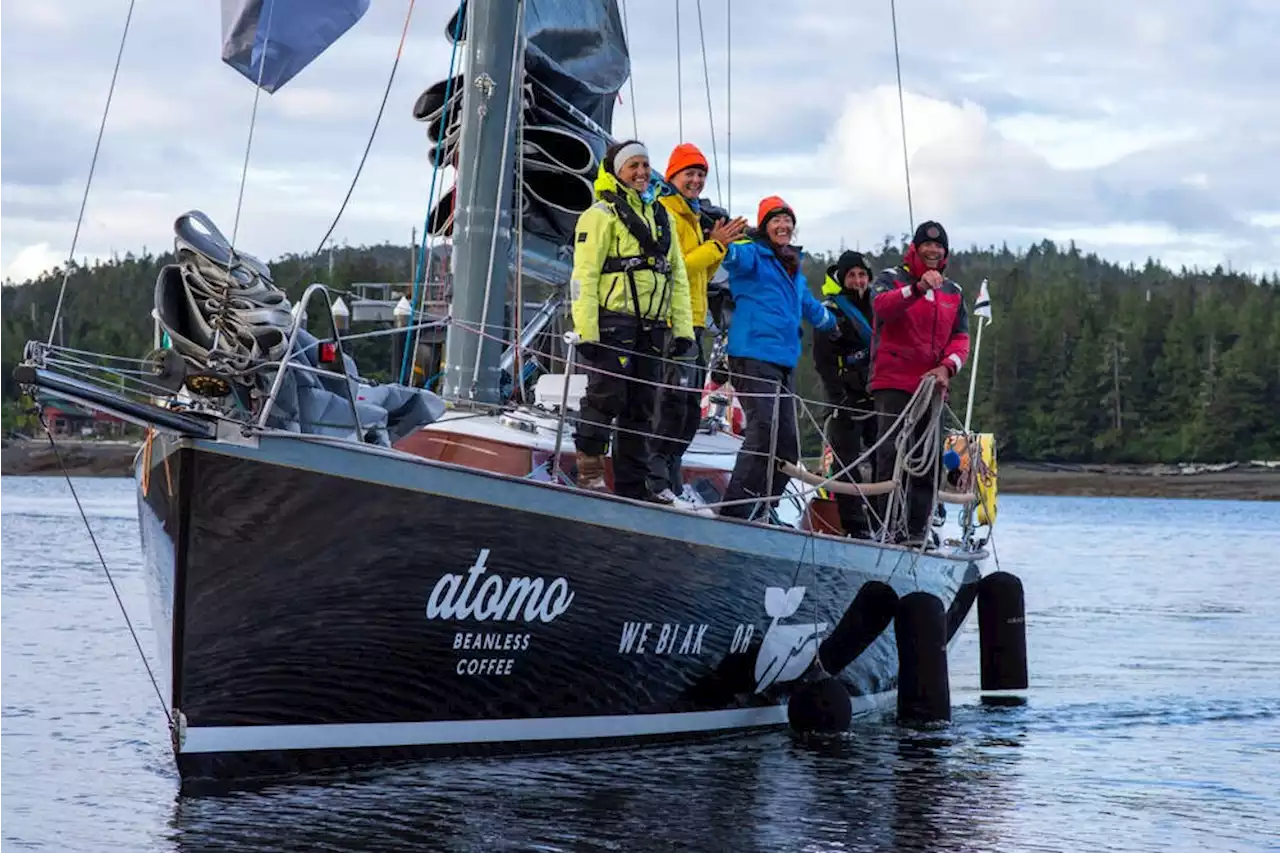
[912,220,949,253]
[835,250,872,286]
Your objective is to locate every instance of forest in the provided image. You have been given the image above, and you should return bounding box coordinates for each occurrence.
[3,237,1278,464]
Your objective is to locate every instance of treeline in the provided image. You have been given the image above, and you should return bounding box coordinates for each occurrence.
[3,239,1279,463]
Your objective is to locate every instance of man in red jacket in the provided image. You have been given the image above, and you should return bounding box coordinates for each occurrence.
[869,220,970,546]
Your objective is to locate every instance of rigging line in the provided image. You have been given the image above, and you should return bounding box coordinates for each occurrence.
[889,0,914,230]
[695,0,722,205]
[229,0,276,251]
[47,0,138,347]
[620,0,639,138]
[210,0,277,357]
[726,0,732,212]
[401,0,466,385]
[676,0,684,140]
[405,153,456,385]
[514,73,528,401]
[42,426,174,731]
[314,0,418,255]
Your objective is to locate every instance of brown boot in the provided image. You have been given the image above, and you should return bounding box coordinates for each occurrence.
[575,451,609,492]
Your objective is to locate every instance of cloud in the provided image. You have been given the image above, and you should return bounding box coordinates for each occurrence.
[2,0,1278,283]
[3,243,65,282]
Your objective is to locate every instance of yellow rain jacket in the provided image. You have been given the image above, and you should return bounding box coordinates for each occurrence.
[570,165,694,342]
[658,193,725,329]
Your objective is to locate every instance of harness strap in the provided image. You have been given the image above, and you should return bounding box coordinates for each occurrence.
[831,293,874,348]
[598,189,675,326]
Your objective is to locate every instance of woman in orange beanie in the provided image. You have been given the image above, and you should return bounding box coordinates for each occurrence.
[717,196,837,521]
[647,143,747,500]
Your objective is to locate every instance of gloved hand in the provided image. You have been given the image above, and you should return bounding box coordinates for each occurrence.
[567,331,601,360]
[671,336,697,360]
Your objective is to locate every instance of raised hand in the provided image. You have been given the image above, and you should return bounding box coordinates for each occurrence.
[709,217,748,246]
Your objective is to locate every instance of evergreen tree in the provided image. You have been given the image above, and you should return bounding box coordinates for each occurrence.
[3,237,1277,466]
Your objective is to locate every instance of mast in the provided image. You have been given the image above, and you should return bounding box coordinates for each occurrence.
[441,0,522,404]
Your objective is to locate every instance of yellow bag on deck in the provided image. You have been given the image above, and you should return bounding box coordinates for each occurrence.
[944,432,999,526]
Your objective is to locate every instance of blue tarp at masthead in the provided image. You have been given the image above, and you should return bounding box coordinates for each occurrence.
[221,0,370,93]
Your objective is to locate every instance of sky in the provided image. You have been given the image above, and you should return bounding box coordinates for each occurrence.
[2,0,1279,285]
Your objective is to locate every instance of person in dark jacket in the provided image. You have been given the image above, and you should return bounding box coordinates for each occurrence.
[813,250,877,538]
[869,220,970,545]
[718,196,837,521]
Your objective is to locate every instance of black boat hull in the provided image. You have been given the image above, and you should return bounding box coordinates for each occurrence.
[137,433,983,782]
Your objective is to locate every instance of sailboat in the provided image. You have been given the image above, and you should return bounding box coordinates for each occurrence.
[14,0,993,784]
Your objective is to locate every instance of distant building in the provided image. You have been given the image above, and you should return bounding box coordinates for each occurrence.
[38,396,125,437]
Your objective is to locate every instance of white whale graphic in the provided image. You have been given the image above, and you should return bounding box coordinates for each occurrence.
[753,586,828,693]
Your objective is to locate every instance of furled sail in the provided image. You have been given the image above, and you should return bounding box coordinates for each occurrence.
[221,0,371,93]
[445,0,630,130]
[422,1,632,246]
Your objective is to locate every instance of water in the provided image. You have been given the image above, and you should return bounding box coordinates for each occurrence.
[3,476,1278,852]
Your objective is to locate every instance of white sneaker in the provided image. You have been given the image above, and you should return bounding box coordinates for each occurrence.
[674,485,716,517]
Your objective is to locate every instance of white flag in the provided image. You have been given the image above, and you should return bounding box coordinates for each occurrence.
[973,278,992,321]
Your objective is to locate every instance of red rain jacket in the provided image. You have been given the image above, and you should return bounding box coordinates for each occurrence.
[869,263,970,394]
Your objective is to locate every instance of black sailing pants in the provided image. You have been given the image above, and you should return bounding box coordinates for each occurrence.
[720,357,798,520]
[574,318,665,500]
[871,388,938,540]
[825,400,878,537]
[649,327,707,494]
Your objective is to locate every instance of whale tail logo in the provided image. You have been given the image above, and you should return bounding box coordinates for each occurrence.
[753,586,827,692]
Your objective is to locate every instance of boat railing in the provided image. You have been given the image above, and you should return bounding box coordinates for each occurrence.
[453,311,984,540]
[256,282,364,436]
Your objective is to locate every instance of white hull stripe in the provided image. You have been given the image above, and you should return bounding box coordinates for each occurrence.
[181,696,892,754]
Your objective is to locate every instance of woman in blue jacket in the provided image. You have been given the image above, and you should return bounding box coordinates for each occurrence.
[719,196,837,521]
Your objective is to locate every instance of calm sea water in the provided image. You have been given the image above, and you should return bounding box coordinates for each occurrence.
[2,476,1277,852]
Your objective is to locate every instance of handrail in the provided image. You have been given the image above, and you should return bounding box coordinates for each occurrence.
[777,460,897,497]
[256,283,364,438]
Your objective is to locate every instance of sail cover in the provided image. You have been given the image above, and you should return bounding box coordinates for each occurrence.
[221,0,371,93]
[447,0,630,130]
[525,0,630,130]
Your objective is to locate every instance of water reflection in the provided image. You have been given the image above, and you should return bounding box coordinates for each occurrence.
[8,482,1279,852]
[169,713,1029,853]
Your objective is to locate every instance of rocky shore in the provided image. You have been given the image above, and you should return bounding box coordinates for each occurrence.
[998,461,1280,501]
[2,437,142,477]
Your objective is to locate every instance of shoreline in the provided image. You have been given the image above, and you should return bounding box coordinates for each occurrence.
[2,438,142,478]
[998,463,1280,501]
[4,438,1278,500]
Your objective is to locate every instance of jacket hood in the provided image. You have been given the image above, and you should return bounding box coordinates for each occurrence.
[593,161,626,200]
[823,266,841,296]
[657,185,697,219]
[594,161,662,207]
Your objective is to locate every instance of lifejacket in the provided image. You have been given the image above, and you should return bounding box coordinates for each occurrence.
[568,166,695,342]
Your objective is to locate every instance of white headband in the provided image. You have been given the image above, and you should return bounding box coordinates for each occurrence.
[612,142,649,175]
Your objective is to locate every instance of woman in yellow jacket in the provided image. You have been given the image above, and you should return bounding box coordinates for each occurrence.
[570,139,695,503]
[649,143,747,499]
